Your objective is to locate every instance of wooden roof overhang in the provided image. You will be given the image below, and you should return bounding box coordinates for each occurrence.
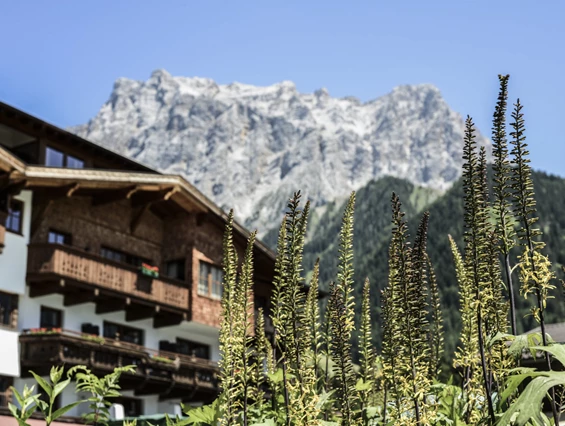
[0,101,156,173]
[0,162,276,264]
[0,110,277,279]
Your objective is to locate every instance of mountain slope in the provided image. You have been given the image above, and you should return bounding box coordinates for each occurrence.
[301,170,565,360]
[71,69,489,235]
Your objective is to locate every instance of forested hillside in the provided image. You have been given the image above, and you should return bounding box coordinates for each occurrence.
[285,169,565,362]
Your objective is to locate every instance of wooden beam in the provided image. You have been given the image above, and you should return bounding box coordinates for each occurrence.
[125,305,159,322]
[130,187,177,208]
[66,183,81,197]
[91,185,140,207]
[153,311,186,329]
[64,289,99,306]
[0,172,14,191]
[134,380,171,396]
[33,183,81,199]
[29,280,64,298]
[95,297,130,314]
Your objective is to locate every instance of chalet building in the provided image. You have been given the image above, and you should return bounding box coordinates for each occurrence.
[0,101,276,422]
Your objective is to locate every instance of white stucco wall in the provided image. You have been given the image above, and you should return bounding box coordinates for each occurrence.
[0,328,20,376]
[0,190,32,295]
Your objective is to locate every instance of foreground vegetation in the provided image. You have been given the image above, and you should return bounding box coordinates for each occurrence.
[10,75,565,425]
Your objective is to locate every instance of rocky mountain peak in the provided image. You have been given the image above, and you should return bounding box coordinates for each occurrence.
[70,70,489,235]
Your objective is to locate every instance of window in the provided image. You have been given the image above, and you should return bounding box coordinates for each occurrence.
[0,292,17,328]
[48,229,72,245]
[166,259,185,281]
[5,199,23,234]
[113,396,143,417]
[66,155,85,169]
[40,306,62,329]
[198,262,223,298]
[45,146,84,169]
[176,338,210,360]
[45,147,64,167]
[100,246,149,268]
[103,321,144,345]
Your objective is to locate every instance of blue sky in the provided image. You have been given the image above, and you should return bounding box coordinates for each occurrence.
[0,1,563,176]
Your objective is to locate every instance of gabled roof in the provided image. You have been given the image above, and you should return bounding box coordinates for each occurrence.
[0,101,156,173]
[0,102,276,264]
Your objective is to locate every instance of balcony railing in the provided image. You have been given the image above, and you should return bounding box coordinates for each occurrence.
[20,329,219,397]
[27,243,189,312]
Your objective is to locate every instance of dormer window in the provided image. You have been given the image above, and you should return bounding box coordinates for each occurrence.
[45,146,84,169]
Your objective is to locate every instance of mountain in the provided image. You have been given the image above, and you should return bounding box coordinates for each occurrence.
[299,170,565,363]
[71,69,489,235]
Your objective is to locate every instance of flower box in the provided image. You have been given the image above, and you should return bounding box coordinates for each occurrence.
[27,327,62,335]
[140,263,159,278]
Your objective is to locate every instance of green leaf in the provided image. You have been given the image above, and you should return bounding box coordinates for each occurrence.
[355,377,373,391]
[8,402,19,418]
[10,386,25,407]
[50,400,84,421]
[52,377,71,399]
[498,371,565,425]
[182,400,220,424]
[30,371,51,398]
[34,398,48,414]
[365,406,379,419]
[266,368,284,384]
[50,365,64,384]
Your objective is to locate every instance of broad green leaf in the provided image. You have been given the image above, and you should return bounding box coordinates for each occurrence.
[266,368,284,383]
[498,372,565,425]
[355,377,373,391]
[366,406,379,418]
[8,402,19,418]
[30,371,51,398]
[531,344,565,367]
[52,377,71,399]
[50,400,84,421]
[10,386,25,407]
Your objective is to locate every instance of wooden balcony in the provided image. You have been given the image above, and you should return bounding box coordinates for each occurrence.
[27,244,190,328]
[20,329,219,401]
